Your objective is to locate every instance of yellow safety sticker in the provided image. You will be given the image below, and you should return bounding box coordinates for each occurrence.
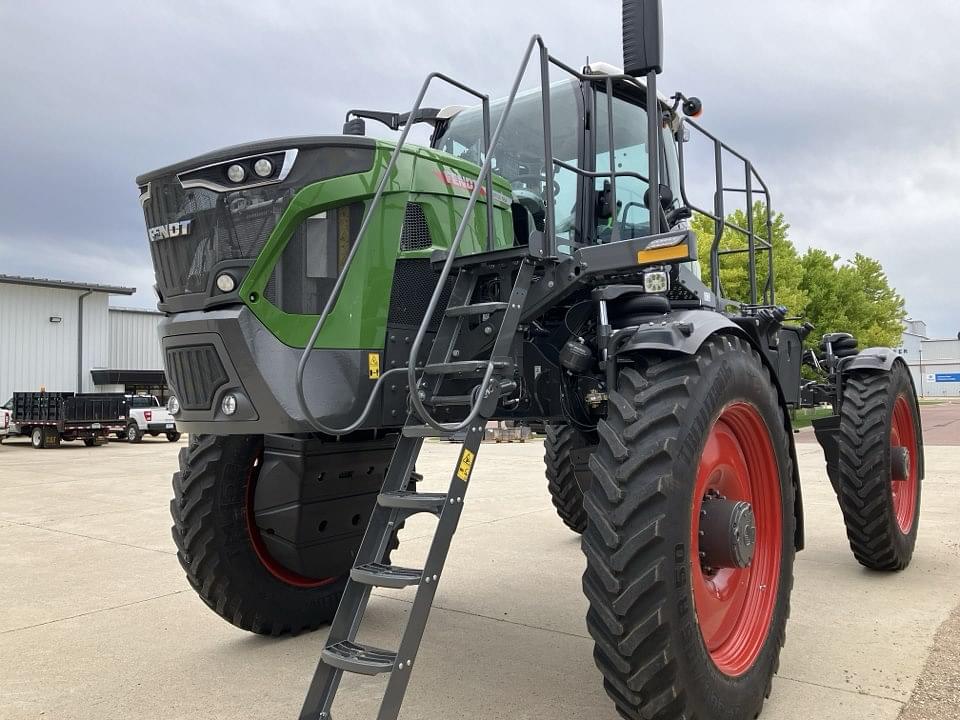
[368,352,380,379]
[456,448,475,483]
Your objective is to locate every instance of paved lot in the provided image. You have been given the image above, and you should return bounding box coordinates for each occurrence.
[1,414,958,720]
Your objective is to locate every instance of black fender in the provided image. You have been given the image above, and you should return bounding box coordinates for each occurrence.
[616,308,741,357]
[615,309,805,550]
[843,346,898,373]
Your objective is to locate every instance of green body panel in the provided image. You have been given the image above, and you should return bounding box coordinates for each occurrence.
[239,141,514,349]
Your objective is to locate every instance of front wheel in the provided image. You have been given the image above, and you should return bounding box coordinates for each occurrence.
[171,434,413,636]
[126,423,142,443]
[836,363,922,570]
[582,335,795,720]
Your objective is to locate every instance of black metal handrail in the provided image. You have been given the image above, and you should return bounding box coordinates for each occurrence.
[676,116,774,305]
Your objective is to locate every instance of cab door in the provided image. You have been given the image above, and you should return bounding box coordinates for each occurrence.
[589,81,682,244]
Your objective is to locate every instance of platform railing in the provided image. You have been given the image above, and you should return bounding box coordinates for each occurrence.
[676,118,775,306]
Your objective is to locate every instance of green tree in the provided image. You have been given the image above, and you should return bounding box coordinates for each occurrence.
[800,251,906,348]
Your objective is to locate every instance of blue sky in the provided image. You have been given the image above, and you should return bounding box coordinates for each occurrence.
[1,0,958,337]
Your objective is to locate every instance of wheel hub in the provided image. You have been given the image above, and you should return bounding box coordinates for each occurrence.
[891,446,910,482]
[699,497,757,571]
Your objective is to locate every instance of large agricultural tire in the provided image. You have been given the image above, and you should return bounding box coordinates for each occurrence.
[544,424,597,534]
[171,434,412,636]
[582,335,795,720]
[836,364,922,571]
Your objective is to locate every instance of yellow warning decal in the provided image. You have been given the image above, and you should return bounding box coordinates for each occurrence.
[368,352,380,379]
[456,448,475,482]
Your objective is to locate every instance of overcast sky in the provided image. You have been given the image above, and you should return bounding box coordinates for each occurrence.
[1,1,958,337]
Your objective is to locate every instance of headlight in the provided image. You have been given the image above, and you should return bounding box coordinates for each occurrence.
[226,164,246,183]
[215,273,236,293]
[643,271,669,294]
[253,158,273,177]
[167,396,180,415]
[221,394,237,416]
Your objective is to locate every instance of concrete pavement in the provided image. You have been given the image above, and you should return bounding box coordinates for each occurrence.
[0,426,958,719]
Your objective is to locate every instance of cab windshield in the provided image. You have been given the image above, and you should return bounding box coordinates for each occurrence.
[433,80,581,244]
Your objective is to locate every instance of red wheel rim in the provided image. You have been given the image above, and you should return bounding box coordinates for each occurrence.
[691,402,782,677]
[890,395,919,534]
[245,453,338,589]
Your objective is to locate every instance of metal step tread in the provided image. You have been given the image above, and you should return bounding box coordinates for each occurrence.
[402,424,458,438]
[378,491,447,514]
[422,360,509,375]
[423,393,474,407]
[351,562,423,588]
[445,301,508,317]
[321,640,397,676]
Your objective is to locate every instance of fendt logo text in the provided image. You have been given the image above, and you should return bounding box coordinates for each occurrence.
[147,220,192,242]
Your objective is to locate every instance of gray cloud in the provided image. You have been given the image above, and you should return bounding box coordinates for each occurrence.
[1,0,957,336]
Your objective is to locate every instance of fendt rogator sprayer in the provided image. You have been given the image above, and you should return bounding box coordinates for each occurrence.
[137,2,923,717]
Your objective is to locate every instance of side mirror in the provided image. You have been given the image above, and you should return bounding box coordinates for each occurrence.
[643,183,673,211]
[596,181,615,221]
[622,0,663,76]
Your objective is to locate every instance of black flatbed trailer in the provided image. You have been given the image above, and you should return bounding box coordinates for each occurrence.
[12,392,128,449]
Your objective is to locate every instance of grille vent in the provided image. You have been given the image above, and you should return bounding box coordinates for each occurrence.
[399,203,432,251]
[387,259,454,329]
[165,345,229,410]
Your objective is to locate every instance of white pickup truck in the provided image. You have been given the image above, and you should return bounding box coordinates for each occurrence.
[122,395,180,443]
[0,399,12,443]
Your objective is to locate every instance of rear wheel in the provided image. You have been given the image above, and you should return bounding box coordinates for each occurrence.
[836,364,922,570]
[582,335,795,720]
[31,427,44,449]
[544,424,597,534]
[166,432,181,442]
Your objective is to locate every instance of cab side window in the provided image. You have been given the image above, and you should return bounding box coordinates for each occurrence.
[594,92,651,242]
[593,89,680,243]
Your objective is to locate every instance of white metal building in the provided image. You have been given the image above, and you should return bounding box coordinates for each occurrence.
[0,275,166,402]
[896,318,960,398]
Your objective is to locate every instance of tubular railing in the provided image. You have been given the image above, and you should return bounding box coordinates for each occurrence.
[676,117,774,306]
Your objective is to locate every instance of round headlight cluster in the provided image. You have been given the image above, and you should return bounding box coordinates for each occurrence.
[253,158,273,178]
[167,396,180,415]
[225,158,274,183]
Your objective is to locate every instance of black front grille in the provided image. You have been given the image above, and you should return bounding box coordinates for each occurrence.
[144,178,293,298]
[387,259,454,329]
[399,203,432,251]
[165,345,229,410]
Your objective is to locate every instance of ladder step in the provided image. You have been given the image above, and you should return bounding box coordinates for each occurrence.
[423,393,474,407]
[445,302,508,317]
[402,424,456,438]
[351,562,423,589]
[422,360,508,375]
[378,491,447,515]
[321,640,398,676]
